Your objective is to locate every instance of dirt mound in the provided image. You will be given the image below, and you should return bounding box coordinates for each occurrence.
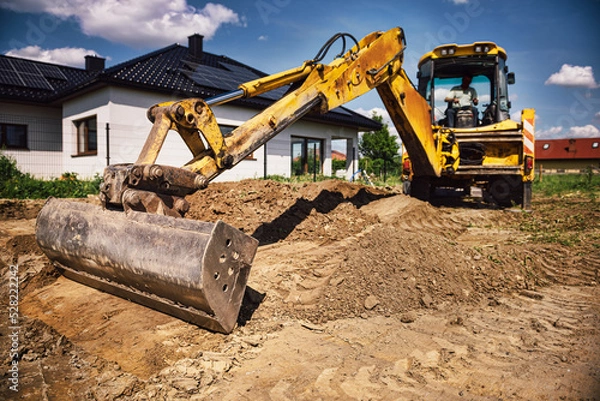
[0,199,45,220]
[187,179,388,244]
[265,217,547,325]
[240,186,597,326]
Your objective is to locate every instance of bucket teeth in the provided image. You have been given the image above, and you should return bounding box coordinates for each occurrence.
[35,198,258,333]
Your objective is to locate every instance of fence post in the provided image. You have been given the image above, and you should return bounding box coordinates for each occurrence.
[106,122,110,166]
[263,143,267,180]
[352,147,356,182]
[313,143,317,182]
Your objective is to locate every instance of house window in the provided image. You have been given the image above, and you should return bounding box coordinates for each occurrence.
[75,116,97,155]
[0,123,28,149]
[291,136,323,176]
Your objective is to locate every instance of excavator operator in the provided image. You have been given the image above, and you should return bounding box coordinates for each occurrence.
[444,75,479,127]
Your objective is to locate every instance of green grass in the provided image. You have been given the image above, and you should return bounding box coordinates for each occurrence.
[0,152,101,199]
[263,174,342,184]
[533,169,599,199]
[519,171,600,246]
[263,173,402,188]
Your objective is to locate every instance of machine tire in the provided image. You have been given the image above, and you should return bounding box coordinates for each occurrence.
[488,175,523,207]
[410,177,432,202]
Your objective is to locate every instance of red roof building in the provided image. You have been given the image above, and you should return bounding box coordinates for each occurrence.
[331,150,346,161]
[535,137,600,171]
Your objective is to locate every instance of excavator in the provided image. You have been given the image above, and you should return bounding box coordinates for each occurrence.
[35,27,535,333]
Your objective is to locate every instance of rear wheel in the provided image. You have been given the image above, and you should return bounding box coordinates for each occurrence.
[410,177,432,202]
[487,175,523,207]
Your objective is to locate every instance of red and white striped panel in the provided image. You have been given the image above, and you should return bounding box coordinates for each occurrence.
[522,117,535,155]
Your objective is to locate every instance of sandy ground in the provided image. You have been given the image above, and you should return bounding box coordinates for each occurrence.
[0,179,599,400]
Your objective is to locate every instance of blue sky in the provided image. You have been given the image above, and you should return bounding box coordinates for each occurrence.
[1,0,599,140]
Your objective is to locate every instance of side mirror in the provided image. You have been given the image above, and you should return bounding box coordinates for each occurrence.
[416,71,421,79]
[507,72,516,85]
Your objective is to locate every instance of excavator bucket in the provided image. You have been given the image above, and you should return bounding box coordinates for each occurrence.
[35,198,258,334]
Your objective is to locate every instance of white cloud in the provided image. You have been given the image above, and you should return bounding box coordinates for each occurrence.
[537,126,564,139]
[354,106,392,129]
[450,0,469,4]
[537,124,600,139]
[5,45,102,67]
[0,0,243,48]
[545,64,599,89]
[258,35,268,41]
[566,124,600,138]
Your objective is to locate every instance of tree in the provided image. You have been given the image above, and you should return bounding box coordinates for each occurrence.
[358,113,400,181]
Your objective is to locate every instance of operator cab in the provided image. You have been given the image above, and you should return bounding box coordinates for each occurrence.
[417,42,515,128]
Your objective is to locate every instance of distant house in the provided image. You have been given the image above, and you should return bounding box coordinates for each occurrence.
[0,34,380,180]
[331,150,346,161]
[535,137,600,172]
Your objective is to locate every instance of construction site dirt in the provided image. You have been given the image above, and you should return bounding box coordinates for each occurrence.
[1,179,599,400]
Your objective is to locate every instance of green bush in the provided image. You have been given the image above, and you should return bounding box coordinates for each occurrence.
[0,153,101,199]
[0,151,23,183]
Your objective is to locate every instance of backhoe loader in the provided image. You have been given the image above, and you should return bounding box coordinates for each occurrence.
[36,27,535,333]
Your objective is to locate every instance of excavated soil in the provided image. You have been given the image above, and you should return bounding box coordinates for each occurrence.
[1,179,599,400]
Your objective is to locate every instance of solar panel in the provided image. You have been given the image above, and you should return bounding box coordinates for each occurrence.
[184,65,241,91]
[20,72,53,90]
[0,58,15,71]
[37,63,67,80]
[11,58,41,75]
[0,70,24,86]
[0,57,58,90]
[219,62,261,81]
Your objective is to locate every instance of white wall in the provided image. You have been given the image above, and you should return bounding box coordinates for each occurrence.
[0,102,63,178]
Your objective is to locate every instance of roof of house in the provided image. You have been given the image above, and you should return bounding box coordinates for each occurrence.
[331,150,347,161]
[0,55,97,103]
[0,36,381,131]
[535,137,600,160]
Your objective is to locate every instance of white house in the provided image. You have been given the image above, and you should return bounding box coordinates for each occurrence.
[0,35,380,181]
